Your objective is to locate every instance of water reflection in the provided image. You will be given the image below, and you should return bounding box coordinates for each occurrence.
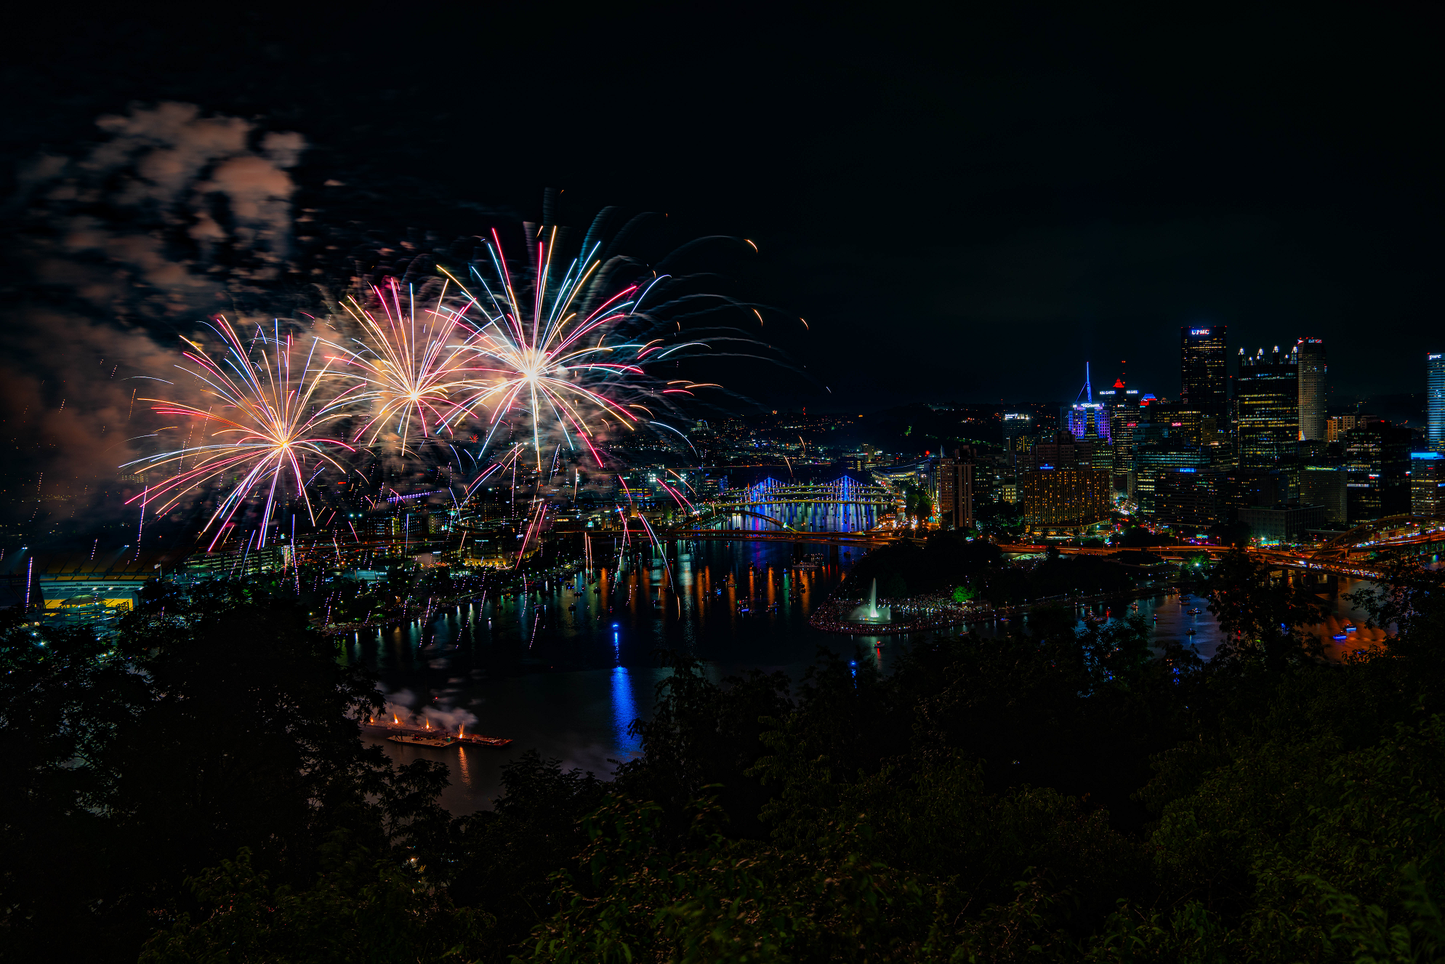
[611,666,640,754]
[728,503,875,532]
[352,539,1388,815]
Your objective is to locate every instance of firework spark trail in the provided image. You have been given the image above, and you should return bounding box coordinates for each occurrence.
[326,278,484,455]
[514,500,548,568]
[121,216,779,544]
[433,228,725,473]
[122,317,360,547]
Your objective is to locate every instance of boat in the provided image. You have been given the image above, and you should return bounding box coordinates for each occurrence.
[1187,608,1201,615]
[388,733,457,748]
[457,733,514,747]
[1186,628,1197,635]
[1332,633,1348,641]
[1344,623,1357,632]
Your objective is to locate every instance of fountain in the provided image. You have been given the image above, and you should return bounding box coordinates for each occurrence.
[848,578,892,624]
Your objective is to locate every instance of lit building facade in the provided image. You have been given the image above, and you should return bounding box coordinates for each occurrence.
[1236,346,1300,467]
[1296,337,1327,442]
[1343,421,1412,522]
[1132,420,1211,517]
[1065,364,1111,443]
[1181,326,1229,420]
[936,450,975,529]
[1327,413,1369,443]
[1024,431,1096,471]
[1068,402,1110,443]
[1019,467,1112,530]
[1411,452,1445,516]
[1429,353,1445,453]
[1153,467,1223,532]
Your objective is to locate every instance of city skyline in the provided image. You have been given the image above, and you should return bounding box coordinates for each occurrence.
[3,5,1442,413]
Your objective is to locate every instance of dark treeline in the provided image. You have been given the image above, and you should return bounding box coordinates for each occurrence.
[841,533,1141,602]
[3,551,1444,962]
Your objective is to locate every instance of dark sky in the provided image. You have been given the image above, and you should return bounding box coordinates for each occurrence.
[4,1,1441,411]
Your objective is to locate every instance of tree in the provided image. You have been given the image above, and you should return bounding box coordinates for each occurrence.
[1204,548,1327,671]
[0,579,449,963]
[140,836,495,963]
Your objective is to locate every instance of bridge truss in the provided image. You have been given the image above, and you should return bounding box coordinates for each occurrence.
[715,476,896,509]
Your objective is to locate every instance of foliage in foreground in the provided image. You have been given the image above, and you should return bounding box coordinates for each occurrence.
[6,552,1445,963]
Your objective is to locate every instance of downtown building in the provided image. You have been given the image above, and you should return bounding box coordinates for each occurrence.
[1018,431,1111,538]
[1152,467,1224,533]
[1180,326,1229,421]
[936,449,975,530]
[1342,420,1412,521]
[1019,467,1112,538]
[1300,465,1349,526]
[1236,346,1300,499]
[1430,352,1445,453]
[1130,404,1214,520]
[1097,383,1142,495]
[1296,337,1327,442]
[1411,451,1445,516]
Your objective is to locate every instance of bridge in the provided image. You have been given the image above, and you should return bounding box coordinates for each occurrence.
[715,476,896,510]
[1307,514,1445,566]
[671,528,900,546]
[1000,514,1445,578]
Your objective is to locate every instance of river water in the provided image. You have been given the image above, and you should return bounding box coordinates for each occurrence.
[346,540,1383,814]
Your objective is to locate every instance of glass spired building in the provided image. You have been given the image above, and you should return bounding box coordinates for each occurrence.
[1296,337,1327,442]
[1180,326,1229,420]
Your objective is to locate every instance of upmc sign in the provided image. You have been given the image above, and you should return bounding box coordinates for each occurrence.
[1190,328,1211,336]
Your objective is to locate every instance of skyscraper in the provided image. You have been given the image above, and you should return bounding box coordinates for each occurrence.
[1066,363,1110,443]
[1181,326,1228,420]
[1296,337,1327,442]
[1410,452,1445,516]
[936,450,975,530]
[1429,352,1445,453]
[1343,421,1412,521]
[1236,346,1299,468]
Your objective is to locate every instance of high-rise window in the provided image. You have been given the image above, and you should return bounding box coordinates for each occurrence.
[1296,337,1326,441]
[1180,326,1228,420]
[1429,353,1445,453]
[1237,346,1299,467]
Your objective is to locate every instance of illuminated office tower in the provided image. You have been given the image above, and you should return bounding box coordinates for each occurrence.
[1236,345,1300,467]
[1410,452,1445,516]
[1181,326,1229,420]
[1343,421,1412,521]
[936,450,975,530]
[1430,352,1445,453]
[1067,363,1110,443]
[1098,378,1140,494]
[1327,413,1367,442]
[1296,337,1327,441]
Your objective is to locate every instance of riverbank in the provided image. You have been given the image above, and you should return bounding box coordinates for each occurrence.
[809,585,1176,635]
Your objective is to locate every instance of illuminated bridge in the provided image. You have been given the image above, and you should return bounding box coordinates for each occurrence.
[1307,514,1445,566]
[683,476,897,538]
[716,476,896,510]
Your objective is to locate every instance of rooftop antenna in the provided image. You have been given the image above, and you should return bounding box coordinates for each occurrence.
[1074,362,1093,403]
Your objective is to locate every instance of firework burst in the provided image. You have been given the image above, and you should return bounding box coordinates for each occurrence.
[123,318,359,547]
[327,277,483,455]
[438,226,721,471]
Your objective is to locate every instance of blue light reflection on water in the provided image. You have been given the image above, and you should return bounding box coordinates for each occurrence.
[611,665,640,754]
[351,539,1382,815]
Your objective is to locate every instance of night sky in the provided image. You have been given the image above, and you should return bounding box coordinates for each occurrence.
[3,2,1441,413]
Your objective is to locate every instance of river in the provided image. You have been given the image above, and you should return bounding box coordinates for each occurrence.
[346,539,1384,814]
